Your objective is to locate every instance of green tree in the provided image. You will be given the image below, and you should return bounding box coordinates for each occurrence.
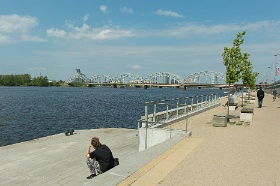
[241,58,259,89]
[222,31,258,119]
[31,76,49,86]
[21,74,32,85]
[222,31,247,84]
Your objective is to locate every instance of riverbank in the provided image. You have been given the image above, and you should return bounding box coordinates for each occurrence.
[1,93,279,185]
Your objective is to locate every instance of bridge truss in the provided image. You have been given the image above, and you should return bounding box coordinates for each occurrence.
[184,71,226,84]
[66,69,90,84]
[89,74,113,83]
[66,69,225,85]
[115,73,143,83]
[144,72,184,84]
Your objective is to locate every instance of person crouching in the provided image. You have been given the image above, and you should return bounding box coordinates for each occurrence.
[85,137,114,179]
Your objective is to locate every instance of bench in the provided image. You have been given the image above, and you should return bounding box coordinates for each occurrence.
[241,108,254,113]
[240,108,254,122]
[212,115,227,127]
[229,103,238,111]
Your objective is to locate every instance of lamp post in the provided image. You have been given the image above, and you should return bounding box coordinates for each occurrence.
[268,66,272,85]
[274,54,280,83]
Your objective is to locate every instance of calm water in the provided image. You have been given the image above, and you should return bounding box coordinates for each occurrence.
[0,86,226,147]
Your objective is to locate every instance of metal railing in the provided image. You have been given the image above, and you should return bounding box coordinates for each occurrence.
[137,93,220,150]
[138,94,220,129]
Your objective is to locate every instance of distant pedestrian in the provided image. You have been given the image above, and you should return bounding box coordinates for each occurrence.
[85,137,115,179]
[272,88,277,101]
[257,87,265,108]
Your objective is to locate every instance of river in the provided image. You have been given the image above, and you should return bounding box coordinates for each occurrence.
[0,86,226,146]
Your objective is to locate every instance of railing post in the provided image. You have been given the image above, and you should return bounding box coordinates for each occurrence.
[214,94,217,104]
[163,99,172,138]
[144,102,149,150]
[185,105,188,133]
[184,97,188,115]
[152,101,156,123]
[196,96,199,110]
[190,96,193,111]
[165,99,170,121]
[201,95,204,108]
[176,98,179,117]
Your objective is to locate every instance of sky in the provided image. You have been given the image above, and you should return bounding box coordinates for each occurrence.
[1,0,280,83]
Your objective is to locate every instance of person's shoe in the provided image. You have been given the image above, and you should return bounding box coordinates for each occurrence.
[86,174,96,179]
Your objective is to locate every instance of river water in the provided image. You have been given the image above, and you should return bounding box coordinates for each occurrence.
[0,86,226,147]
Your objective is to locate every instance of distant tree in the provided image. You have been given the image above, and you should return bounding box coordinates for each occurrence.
[31,76,49,86]
[0,74,32,86]
[21,74,32,85]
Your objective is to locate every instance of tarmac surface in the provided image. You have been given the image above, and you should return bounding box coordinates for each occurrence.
[1,92,280,186]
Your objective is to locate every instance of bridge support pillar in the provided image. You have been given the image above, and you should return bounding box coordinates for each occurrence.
[112,84,117,88]
[143,84,148,89]
[181,85,186,90]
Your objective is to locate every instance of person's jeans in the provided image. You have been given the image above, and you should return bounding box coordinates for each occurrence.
[258,98,263,108]
[86,158,102,175]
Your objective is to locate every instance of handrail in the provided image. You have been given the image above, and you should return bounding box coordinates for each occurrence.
[139,94,220,129]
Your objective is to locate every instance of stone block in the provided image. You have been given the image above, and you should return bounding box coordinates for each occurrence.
[213,115,227,127]
[240,113,253,122]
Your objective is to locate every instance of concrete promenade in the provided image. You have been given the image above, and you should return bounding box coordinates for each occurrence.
[1,93,279,185]
[118,93,280,186]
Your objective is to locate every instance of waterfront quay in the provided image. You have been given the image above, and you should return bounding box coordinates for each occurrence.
[0,128,187,186]
[1,93,280,185]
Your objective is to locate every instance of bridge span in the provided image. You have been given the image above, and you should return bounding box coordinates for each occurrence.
[66,69,227,86]
[79,82,240,90]
[66,69,260,90]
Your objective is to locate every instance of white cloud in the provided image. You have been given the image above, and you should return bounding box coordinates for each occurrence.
[120,7,133,13]
[0,34,12,44]
[45,18,280,45]
[155,10,183,18]
[0,14,45,44]
[0,14,38,33]
[127,64,142,70]
[100,5,107,13]
[95,28,134,40]
[47,20,135,40]
[83,14,89,23]
[47,28,67,38]
[21,34,47,42]
[29,67,47,71]
[141,21,280,39]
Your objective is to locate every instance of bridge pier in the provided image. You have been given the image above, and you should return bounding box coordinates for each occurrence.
[143,84,148,89]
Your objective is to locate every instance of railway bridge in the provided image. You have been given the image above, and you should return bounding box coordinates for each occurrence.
[66,69,227,89]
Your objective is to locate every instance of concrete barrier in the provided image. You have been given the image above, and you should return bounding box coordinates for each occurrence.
[240,107,254,122]
[138,128,191,151]
[212,115,227,127]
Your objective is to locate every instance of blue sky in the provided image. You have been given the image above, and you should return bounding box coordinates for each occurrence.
[1,0,280,83]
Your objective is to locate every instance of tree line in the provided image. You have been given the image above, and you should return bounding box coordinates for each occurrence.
[0,74,63,86]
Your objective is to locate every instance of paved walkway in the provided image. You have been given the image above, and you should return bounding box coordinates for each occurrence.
[1,93,279,186]
[118,93,280,186]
